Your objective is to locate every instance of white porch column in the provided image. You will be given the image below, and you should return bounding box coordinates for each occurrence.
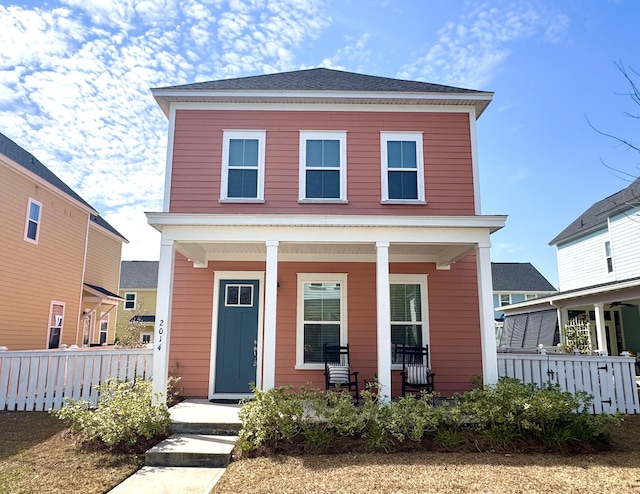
[152,238,176,402]
[593,303,607,354]
[475,243,498,385]
[376,241,391,402]
[262,240,279,390]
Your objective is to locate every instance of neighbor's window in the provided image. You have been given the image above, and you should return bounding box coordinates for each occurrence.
[48,301,64,349]
[604,241,614,273]
[296,274,347,367]
[24,198,42,243]
[390,275,428,366]
[220,130,266,201]
[99,314,108,345]
[380,132,425,202]
[124,292,137,310]
[299,131,347,201]
[499,294,511,307]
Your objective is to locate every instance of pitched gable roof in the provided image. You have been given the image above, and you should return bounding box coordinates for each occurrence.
[0,132,126,242]
[158,67,483,94]
[152,67,493,117]
[550,177,640,246]
[491,262,557,292]
[120,261,159,289]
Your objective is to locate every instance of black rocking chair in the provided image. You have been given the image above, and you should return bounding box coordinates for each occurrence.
[323,344,360,404]
[397,344,435,397]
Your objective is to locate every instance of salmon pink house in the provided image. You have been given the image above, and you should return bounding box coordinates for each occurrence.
[147,68,506,402]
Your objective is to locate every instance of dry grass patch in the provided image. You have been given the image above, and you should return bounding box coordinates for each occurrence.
[212,415,640,494]
[0,412,143,494]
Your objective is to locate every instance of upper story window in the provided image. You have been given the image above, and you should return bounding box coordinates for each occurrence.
[296,273,347,368]
[380,132,425,203]
[499,294,511,307]
[299,131,347,202]
[24,198,42,244]
[220,130,266,202]
[604,241,614,273]
[124,292,137,310]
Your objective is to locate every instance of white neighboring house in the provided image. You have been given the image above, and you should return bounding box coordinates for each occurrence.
[500,178,640,357]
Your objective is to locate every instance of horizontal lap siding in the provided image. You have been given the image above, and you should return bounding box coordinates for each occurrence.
[170,110,474,215]
[170,254,481,398]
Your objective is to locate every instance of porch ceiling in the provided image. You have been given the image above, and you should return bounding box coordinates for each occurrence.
[175,240,475,268]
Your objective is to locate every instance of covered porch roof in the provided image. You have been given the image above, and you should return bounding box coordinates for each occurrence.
[146,213,507,268]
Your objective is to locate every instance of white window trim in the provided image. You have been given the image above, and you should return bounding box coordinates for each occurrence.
[99,313,109,344]
[499,293,511,307]
[604,240,614,274]
[380,132,425,204]
[140,332,153,344]
[390,274,429,370]
[220,130,266,202]
[298,131,347,203]
[24,197,42,244]
[124,292,137,310]
[295,273,348,369]
[46,301,65,349]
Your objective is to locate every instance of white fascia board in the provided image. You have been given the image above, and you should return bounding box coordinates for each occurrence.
[166,100,477,114]
[2,158,98,215]
[146,212,506,231]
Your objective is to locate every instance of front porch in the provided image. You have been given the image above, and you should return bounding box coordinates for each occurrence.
[147,213,506,402]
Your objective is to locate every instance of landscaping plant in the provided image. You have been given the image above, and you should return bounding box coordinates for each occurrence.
[52,378,171,453]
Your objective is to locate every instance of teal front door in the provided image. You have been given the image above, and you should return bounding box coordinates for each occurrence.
[215,280,259,393]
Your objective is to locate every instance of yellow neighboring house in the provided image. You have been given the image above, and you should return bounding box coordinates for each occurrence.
[116,261,159,344]
[0,132,127,350]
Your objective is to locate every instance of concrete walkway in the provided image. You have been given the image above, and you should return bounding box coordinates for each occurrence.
[108,399,242,494]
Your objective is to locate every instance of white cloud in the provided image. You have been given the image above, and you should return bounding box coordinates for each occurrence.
[399,1,570,89]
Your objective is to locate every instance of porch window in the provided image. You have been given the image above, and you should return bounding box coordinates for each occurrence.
[24,198,42,243]
[48,301,64,349]
[604,241,614,273]
[380,132,425,203]
[390,275,428,366]
[124,292,137,310]
[220,130,266,201]
[299,131,347,201]
[296,273,347,367]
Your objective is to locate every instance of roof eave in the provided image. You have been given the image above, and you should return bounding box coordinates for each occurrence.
[151,89,494,119]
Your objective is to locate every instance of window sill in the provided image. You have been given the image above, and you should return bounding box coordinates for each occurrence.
[219,198,265,204]
[381,199,426,205]
[294,364,325,371]
[298,199,348,204]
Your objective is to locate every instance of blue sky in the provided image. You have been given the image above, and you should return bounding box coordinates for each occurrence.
[1,0,638,288]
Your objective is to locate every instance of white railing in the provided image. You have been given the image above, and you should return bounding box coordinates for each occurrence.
[0,347,153,411]
[497,353,639,414]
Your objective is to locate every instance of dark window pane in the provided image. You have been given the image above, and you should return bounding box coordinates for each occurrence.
[390,284,422,322]
[226,286,239,305]
[322,140,340,167]
[391,324,423,364]
[401,141,417,168]
[306,140,340,168]
[303,323,340,363]
[239,286,253,305]
[27,220,38,240]
[388,140,417,169]
[306,140,323,167]
[306,170,340,198]
[228,169,258,198]
[387,141,402,168]
[388,171,418,199]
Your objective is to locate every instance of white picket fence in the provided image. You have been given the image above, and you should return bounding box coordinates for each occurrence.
[497,353,639,414]
[0,347,153,412]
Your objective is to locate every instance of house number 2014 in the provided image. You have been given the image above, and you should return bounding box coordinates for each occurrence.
[157,319,164,352]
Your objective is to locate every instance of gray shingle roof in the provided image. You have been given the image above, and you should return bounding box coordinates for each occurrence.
[120,261,159,289]
[1,132,126,241]
[154,67,485,94]
[491,262,557,292]
[550,177,640,246]
[1,132,94,210]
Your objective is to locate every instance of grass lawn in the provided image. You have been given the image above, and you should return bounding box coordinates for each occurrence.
[1,411,639,494]
[0,411,143,494]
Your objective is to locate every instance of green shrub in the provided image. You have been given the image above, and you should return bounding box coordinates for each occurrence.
[237,378,622,455]
[52,378,171,452]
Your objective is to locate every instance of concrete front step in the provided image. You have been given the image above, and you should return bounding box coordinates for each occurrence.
[107,466,225,494]
[145,434,238,468]
[172,421,241,436]
[169,399,242,436]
